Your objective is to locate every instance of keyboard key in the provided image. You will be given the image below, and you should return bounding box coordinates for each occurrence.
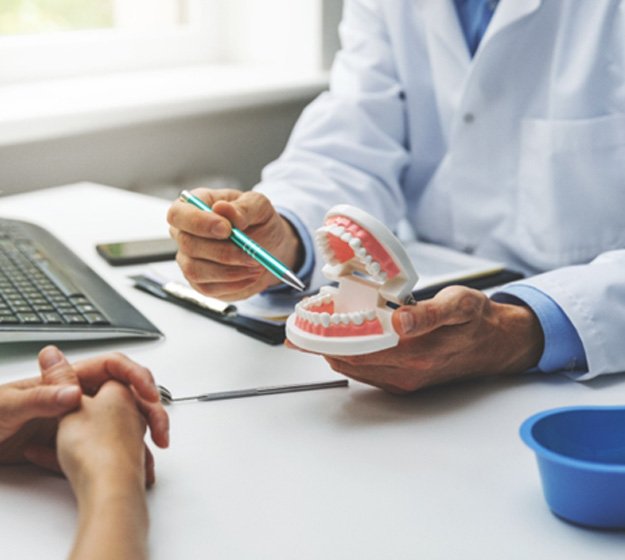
[33,304,55,312]
[41,312,63,324]
[0,316,19,324]
[16,313,42,323]
[84,313,110,325]
[75,303,98,313]
[62,314,87,324]
[26,298,48,306]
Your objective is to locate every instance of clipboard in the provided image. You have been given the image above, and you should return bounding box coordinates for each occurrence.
[410,268,525,301]
[130,275,286,345]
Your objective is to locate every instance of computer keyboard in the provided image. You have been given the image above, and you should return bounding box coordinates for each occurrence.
[0,218,161,342]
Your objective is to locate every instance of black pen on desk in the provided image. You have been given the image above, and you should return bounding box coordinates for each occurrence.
[179,190,305,292]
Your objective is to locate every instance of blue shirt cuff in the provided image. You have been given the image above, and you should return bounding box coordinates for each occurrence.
[261,207,315,295]
[491,284,588,373]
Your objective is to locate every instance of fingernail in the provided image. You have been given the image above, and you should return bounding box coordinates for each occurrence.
[398,310,416,335]
[39,346,63,369]
[56,385,81,407]
[210,221,229,237]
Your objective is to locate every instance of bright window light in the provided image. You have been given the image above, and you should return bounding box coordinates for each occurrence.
[0,0,330,85]
[0,0,188,35]
[0,0,216,84]
[0,0,115,35]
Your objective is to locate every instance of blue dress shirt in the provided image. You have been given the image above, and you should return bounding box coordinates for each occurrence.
[267,0,588,374]
[453,0,500,56]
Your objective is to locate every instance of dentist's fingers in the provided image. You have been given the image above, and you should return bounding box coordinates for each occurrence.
[393,286,488,338]
[212,191,276,231]
[167,188,244,239]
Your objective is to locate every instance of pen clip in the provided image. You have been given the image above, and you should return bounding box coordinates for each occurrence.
[162,282,236,316]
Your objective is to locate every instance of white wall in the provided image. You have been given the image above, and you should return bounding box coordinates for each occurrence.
[0,0,342,198]
[0,97,314,197]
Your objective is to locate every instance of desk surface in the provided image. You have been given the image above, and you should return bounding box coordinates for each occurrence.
[1,183,624,560]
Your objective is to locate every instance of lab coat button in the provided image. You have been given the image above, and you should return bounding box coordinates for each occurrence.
[463,113,475,124]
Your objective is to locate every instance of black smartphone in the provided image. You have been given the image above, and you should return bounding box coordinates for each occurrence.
[96,237,178,266]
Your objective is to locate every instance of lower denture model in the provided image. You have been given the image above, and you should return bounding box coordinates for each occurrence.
[286,205,418,355]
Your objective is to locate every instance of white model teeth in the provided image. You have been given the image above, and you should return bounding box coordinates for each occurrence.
[315,231,328,247]
[295,304,378,327]
[367,261,381,275]
[316,223,389,283]
[320,312,331,327]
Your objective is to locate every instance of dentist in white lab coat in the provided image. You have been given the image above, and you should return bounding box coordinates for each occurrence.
[168,0,625,391]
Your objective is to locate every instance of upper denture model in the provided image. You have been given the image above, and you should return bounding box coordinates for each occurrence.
[286,205,418,355]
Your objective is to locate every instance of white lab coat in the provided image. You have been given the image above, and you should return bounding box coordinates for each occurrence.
[255,0,625,380]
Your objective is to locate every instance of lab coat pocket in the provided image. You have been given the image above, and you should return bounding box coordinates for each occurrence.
[517,114,625,269]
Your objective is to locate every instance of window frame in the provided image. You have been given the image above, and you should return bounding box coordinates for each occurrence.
[0,0,218,85]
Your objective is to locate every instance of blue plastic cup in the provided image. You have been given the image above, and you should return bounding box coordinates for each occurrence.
[520,405,625,529]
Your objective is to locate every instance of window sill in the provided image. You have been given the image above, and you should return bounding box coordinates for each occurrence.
[0,64,328,147]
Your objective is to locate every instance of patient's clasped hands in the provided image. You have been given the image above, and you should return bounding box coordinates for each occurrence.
[0,346,169,482]
[0,346,168,559]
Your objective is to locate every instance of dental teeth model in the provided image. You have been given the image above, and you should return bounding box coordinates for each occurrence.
[286,205,418,355]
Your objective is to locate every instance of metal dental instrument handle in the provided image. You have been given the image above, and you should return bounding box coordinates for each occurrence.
[158,379,348,404]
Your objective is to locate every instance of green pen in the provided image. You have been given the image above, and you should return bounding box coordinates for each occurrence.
[179,190,305,292]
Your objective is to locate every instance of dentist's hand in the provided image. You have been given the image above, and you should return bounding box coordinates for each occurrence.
[167,188,303,301]
[288,286,544,393]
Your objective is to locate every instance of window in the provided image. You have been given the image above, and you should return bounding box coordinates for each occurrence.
[0,0,337,85]
[0,0,190,35]
[0,0,216,84]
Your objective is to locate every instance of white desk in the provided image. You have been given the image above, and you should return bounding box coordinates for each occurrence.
[0,183,624,560]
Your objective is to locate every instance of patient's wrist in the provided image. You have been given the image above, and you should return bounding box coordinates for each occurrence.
[84,467,143,496]
[73,457,145,506]
[70,469,148,560]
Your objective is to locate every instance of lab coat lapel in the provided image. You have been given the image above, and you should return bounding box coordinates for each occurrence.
[420,0,470,68]
[419,0,471,141]
[420,0,544,140]
[479,0,543,52]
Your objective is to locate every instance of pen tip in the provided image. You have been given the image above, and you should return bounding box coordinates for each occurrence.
[284,272,306,292]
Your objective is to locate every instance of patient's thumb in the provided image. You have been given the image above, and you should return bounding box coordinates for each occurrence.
[38,345,79,385]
